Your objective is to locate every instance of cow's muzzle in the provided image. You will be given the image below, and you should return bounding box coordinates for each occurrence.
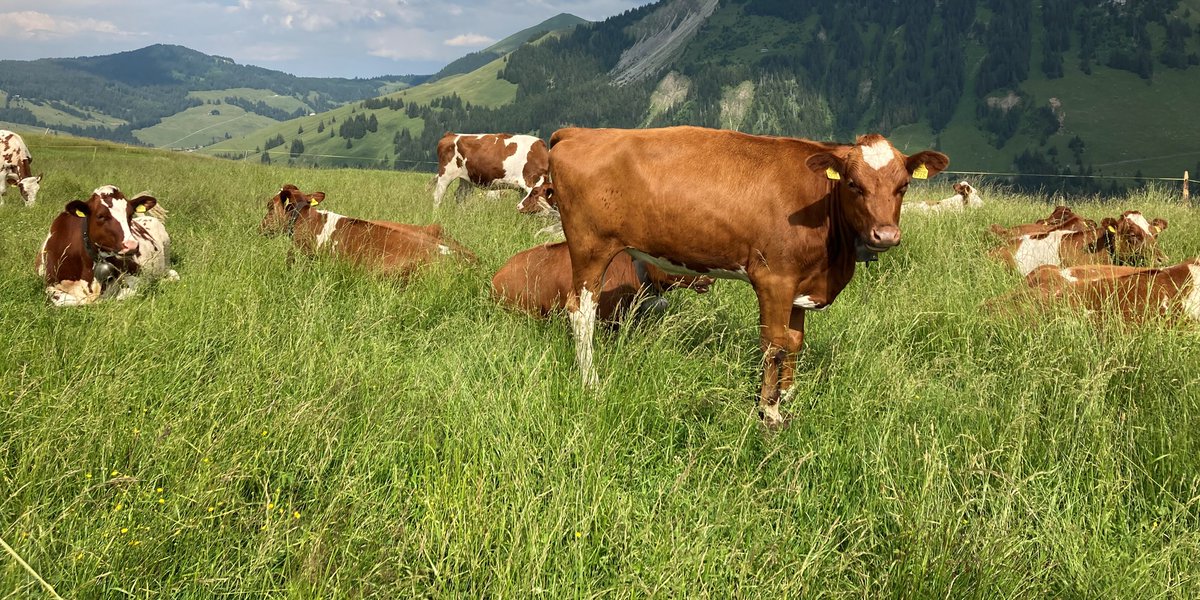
[865,226,901,252]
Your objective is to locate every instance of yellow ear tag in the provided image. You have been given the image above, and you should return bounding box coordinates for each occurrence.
[1152,225,1161,233]
[825,167,841,180]
[74,209,86,218]
[309,198,320,206]
[136,205,147,213]
[912,164,930,180]
[1107,225,1117,233]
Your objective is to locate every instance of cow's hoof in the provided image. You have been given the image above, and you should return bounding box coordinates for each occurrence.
[757,404,788,430]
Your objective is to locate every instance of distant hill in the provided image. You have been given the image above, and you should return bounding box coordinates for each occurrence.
[429,13,589,82]
[212,0,1200,192]
[0,44,423,145]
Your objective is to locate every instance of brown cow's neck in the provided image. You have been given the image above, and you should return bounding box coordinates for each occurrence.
[821,181,861,295]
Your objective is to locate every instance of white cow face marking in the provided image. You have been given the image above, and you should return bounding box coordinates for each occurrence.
[860,140,895,170]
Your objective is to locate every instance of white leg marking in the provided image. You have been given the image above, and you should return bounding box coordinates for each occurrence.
[569,288,599,387]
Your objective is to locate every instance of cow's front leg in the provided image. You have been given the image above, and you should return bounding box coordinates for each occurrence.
[754,280,803,428]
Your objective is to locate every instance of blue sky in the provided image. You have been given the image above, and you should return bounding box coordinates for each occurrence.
[1,1,650,77]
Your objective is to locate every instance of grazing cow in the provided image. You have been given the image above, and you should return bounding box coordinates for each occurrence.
[492,241,713,322]
[1017,260,1200,323]
[432,132,552,212]
[993,210,1168,276]
[35,185,177,306]
[262,184,477,276]
[0,130,42,206]
[549,126,948,426]
[901,181,981,213]
[989,205,1096,240]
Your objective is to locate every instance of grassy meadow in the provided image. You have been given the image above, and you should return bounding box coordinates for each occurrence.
[2,132,1200,597]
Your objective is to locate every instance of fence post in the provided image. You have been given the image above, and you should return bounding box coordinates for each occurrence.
[1185,171,1190,204]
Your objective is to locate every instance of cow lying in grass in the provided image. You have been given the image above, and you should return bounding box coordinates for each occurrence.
[262,184,477,276]
[901,181,981,213]
[1011,260,1200,324]
[36,185,177,306]
[492,241,712,322]
[989,205,1096,240]
[991,210,1168,276]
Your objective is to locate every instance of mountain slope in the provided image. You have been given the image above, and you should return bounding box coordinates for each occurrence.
[0,44,420,145]
[430,13,590,82]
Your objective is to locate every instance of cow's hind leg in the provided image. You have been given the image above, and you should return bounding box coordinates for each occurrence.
[567,245,621,388]
[454,180,472,204]
[432,174,454,208]
[754,279,804,428]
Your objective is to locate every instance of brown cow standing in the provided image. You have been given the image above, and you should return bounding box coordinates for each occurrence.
[432,133,553,212]
[549,126,948,427]
[992,210,1168,276]
[36,185,177,306]
[0,130,42,206]
[262,184,476,276]
[492,241,712,322]
[1018,260,1200,323]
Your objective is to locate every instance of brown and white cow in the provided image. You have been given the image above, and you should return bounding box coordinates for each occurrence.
[989,205,1096,240]
[993,210,1168,276]
[901,181,981,213]
[492,241,712,322]
[262,184,477,276]
[36,185,177,306]
[549,126,948,427]
[433,132,552,212]
[1016,260,1200,323]
[1,130,42,206]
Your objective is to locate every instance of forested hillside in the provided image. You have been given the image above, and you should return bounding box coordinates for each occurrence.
[0,45,419,144]
[210,0,1200,193]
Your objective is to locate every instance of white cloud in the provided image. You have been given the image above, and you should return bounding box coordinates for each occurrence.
[444,33,494,47]
[2,11,128,40]
[365,28,440,60]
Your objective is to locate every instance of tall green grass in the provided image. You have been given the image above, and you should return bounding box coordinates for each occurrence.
[2,133,1199,597]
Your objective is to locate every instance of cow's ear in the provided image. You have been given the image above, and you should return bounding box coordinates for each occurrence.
[279,188,299,209]
[807,153,845,181]
[66,200,89,218]
[308,192,325,206]
[1151,218,1168,233]
[905,151,949,180]
[131,194,157,214]
[1101,217,1118,234]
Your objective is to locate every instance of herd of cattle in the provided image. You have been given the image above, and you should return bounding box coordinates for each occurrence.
[7,126,1197,425]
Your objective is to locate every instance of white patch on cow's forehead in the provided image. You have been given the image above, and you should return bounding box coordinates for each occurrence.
[94,185,120,197]
[860,140,895,170]
[107,197,138,244]
[315,210,343,249]
[1124,212,1152,235]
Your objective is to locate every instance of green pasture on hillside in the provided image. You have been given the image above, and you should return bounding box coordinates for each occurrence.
[2,132,1199,597]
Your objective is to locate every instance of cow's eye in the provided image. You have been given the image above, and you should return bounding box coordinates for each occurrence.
[847,180,863,193]
[897,185,909,195]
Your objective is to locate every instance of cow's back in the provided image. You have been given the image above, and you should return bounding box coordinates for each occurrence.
[1,130,32,180]
[550,126,830,263]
